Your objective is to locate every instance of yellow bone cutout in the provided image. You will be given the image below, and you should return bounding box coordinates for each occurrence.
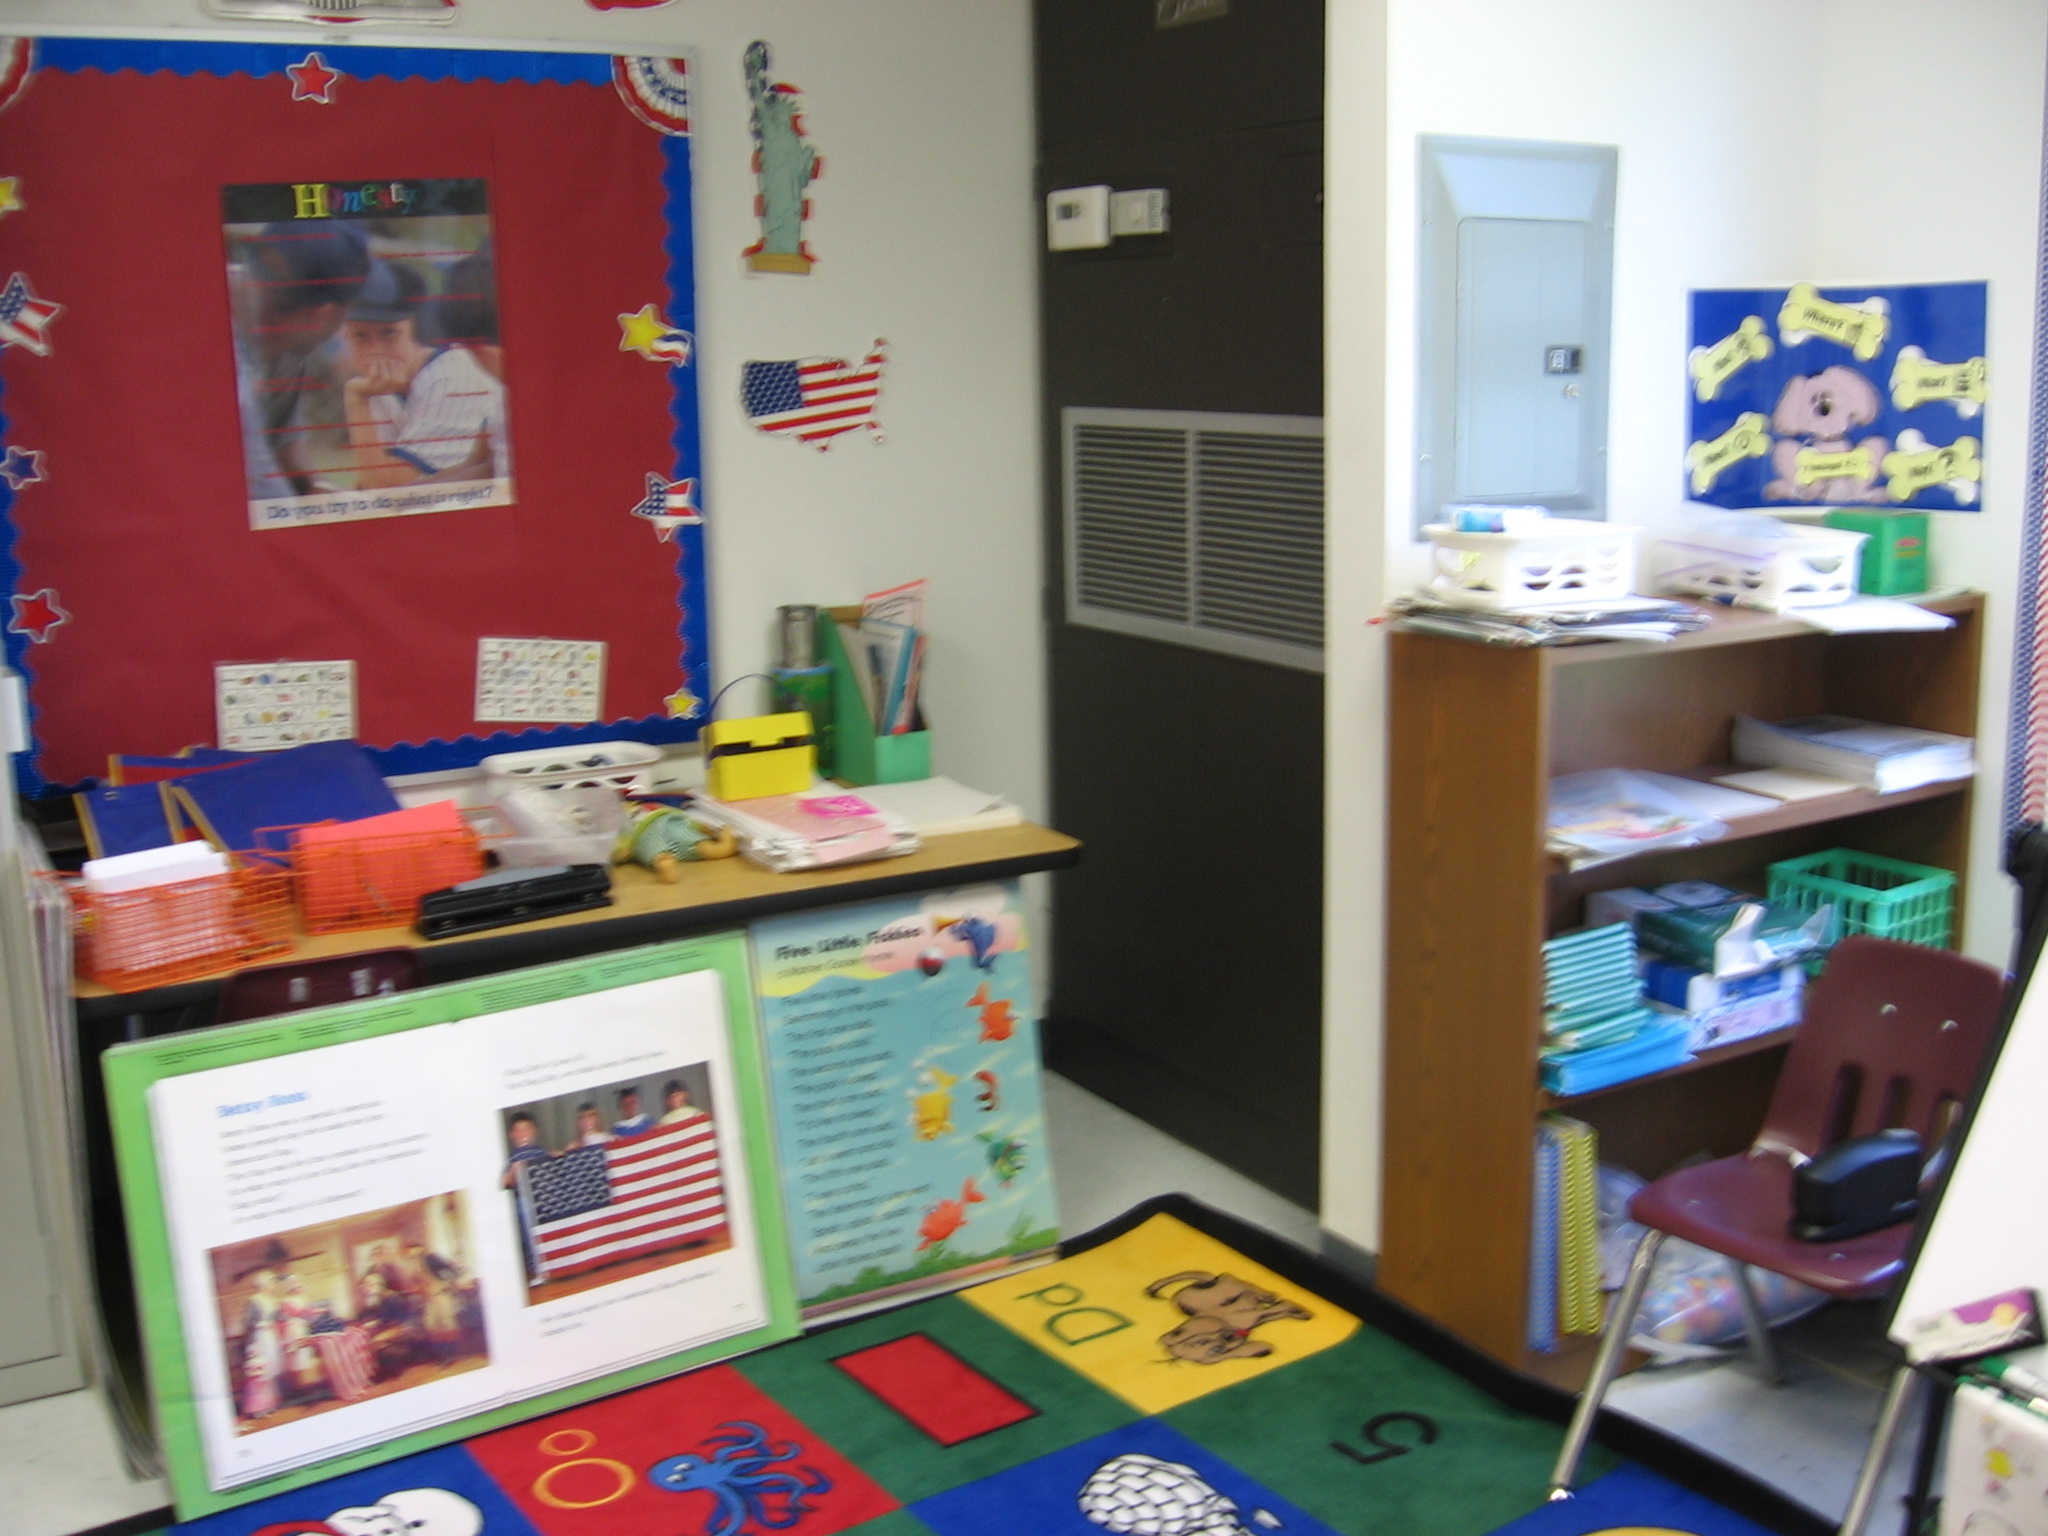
[1690,315,1773,402]
[1891,346,1988,414]
[1686,412,1771,495]
[1883,436,1981,502]
[1778,282,1890,361]
[1793,446,1878,487]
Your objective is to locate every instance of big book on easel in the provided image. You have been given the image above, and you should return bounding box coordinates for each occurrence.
[103,936,797,1520]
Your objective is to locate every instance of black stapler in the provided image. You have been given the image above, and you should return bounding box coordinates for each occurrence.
[1791,1127,1922,1242]
[416,864,613,940]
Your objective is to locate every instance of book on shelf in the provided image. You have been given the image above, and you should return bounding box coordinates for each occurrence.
[1731,714,1975,794]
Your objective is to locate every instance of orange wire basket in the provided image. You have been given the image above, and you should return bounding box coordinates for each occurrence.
[266,824,486,935]
[70,867,296,992]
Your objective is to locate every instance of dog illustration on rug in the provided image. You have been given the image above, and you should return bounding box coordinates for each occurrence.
[1146,1270,1312,1364]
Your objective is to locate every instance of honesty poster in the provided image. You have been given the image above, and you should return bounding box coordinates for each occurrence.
[751,880,1058,1318]
[224,177,512,529]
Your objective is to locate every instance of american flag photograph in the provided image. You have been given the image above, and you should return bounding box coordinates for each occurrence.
[505,1066,731,1305]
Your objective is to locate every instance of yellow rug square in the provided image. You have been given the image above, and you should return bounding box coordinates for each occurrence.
[959,1212,1356,1414]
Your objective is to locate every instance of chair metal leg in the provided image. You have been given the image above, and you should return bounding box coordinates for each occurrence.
[1729,1262,1783,1385]
[1838,1364,1924,1536]
[1548,1228,1665,1500]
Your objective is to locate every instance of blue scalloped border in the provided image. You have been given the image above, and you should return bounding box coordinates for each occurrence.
[7,39,707,794]
[36,37,614,88]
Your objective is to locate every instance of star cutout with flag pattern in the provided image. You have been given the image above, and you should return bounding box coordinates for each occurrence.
[0,179,21,218]
[629,472,701,543]
[9,587,68,644]
[0,446,43,490]
[287,52,341,104]
[617,303,694,364]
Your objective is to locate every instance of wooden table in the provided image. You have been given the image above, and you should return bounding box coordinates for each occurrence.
[74,823,1081,1025]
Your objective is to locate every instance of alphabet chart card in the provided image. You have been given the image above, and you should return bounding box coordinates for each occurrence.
[215,660,356,752]
[475,638,605,724]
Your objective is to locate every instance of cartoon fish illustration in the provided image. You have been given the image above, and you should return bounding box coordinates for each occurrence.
[938,913,999,970]
[978,997,1018,1043]
[974,1069,1001,1111]
[912,1066,958,1141]
[968,982,992,1008]
[977,1130,1027,1184]
[917,1178,985,1249]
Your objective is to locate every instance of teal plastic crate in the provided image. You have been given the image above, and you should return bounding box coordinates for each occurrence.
[1766,849,1955,949]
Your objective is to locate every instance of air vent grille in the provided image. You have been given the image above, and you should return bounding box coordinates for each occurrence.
[1063,409,1323,671]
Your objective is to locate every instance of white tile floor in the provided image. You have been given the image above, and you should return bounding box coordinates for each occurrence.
[0,1072,1922,1536]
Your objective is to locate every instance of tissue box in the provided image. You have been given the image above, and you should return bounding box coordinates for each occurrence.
[704,711,817,801]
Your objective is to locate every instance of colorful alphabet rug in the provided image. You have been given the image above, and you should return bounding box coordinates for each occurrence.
[152,1196,1830,1536]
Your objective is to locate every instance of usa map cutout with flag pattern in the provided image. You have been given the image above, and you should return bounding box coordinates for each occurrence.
[741,339,886,448]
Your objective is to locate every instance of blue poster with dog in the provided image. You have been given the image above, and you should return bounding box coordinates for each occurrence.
[1685,281,1987,511]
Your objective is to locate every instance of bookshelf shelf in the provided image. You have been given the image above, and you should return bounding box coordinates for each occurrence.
[1382,594,1981,1384]
[1535,1027,1797,1112]
[1545,773,1972,885]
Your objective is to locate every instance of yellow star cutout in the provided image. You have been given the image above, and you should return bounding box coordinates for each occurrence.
[0,179,23,218]
[664,687,702,720]
[619,304,675,360]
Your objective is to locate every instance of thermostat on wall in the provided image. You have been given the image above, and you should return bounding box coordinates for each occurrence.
[1047,185,1111,251]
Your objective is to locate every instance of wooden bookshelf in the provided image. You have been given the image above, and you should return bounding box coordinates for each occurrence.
[1381,595,1981,1384]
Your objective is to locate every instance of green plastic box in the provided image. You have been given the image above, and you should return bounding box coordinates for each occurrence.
[1823,509,1930,595]
[1766,848,1955,950]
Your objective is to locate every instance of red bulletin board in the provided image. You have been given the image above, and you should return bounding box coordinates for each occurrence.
[0,40,712,792]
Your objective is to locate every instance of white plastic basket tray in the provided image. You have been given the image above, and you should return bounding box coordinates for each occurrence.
[1653,525,1865,611]
[479,740,662,797]
[1423,519,1637,610]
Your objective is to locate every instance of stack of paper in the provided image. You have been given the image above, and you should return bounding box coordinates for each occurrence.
[1391,593,1712,647]
[686,787,919,872]
[1540,922,1693,1095]
[1731,714,1975,794]
[848,776,1022,836]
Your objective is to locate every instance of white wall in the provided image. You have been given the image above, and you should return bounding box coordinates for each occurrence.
[1810,0,2048,965]
[1324,0,2045,1254]
[0,0,1048,826]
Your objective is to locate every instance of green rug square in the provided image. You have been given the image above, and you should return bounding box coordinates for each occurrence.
[1165,1331,1620,1536]
[737,1295,1140,1503]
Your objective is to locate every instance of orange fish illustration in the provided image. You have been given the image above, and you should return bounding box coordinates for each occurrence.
[974,1069,1001,1111]
[978,997,1018,1043]
[968,982,992,1008]
[917,1178,985,1250]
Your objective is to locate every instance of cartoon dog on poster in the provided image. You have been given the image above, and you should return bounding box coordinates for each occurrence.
[1764,365,1890,504]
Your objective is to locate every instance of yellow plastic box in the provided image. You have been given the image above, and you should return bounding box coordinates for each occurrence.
[703,711,817,800]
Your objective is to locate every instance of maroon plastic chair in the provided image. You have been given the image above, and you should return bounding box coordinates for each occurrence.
[1548,934,2006,1497]
[215,947,426,1023]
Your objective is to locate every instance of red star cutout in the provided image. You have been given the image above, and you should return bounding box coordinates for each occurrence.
[9,587,67,643]
[287,52,341,104]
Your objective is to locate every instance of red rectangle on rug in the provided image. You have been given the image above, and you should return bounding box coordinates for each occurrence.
[831,1333,1039,1447]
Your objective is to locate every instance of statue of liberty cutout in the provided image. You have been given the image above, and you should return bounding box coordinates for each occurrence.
[742,41,821,274]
